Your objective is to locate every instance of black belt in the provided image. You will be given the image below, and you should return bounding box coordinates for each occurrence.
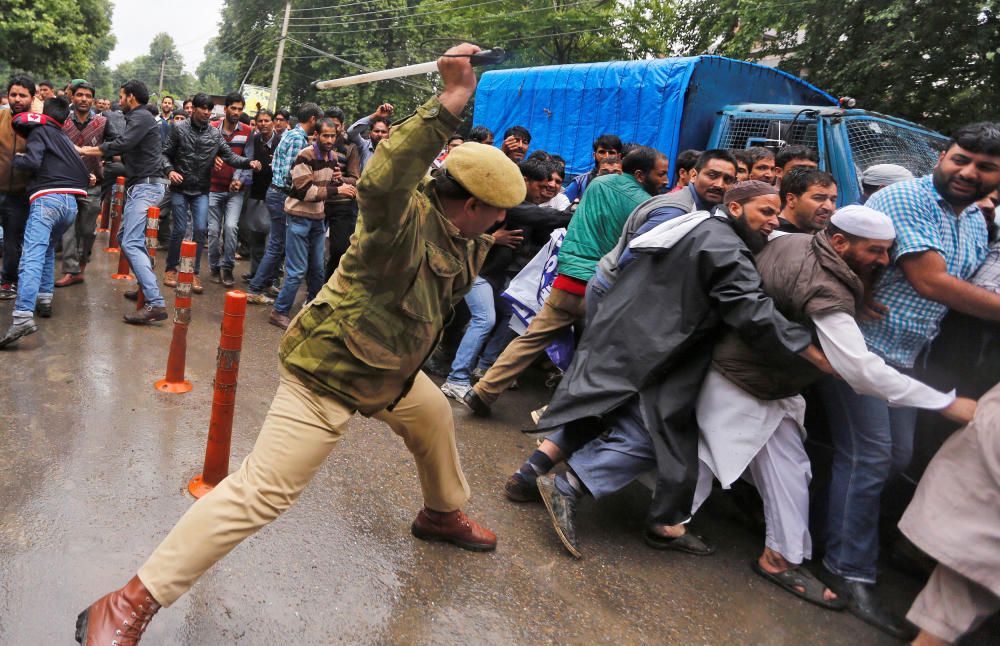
[129,176,169,186]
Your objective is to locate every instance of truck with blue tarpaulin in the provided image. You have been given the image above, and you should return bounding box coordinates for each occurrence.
[472,56,946,205]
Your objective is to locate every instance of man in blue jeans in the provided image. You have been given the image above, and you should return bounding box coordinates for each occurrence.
[440,157,571,400]
[81,80,169,324]
[816,122,1000,638]
[162,93,258,295]
[246,102,322,306]
[207,92,254,287]
[267,117,347,329]
[1,97,88,346]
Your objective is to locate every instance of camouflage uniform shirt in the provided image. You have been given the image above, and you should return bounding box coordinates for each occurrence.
[280,97,493,415]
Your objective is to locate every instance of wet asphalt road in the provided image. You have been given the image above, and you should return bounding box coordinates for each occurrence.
[0,247,921,644]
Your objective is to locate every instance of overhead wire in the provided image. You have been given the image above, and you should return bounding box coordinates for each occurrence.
[287,0,500,24]
[285,36,434,92]
[289,0,464,13]
[289,0,572,29]
[288,0,594,35]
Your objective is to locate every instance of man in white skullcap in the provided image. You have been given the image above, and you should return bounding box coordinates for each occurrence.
[693,204,976,609]
[860,163,914,203]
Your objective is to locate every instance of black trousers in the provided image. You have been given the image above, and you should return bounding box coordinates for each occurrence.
[0,192,29,284]
[324,201,357,281]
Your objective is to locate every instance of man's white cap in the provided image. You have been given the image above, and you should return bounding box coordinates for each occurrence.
[861,163,913,186]
[830,205,896,240]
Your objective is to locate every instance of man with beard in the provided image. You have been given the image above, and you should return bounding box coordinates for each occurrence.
[0,75,36,300]
[698,205,975,608]
[54,81,106,288]
[347,102,392,171]
[777,168,837,233]
[268,118,352,329]
[747,146,777,184]
[463,146,670,416]
[817,122,1000,638]
[79,81,173,323]
[524,182,826,557]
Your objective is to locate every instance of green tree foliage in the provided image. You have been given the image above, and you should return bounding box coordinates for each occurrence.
[215,0,652,122]
[668,0,1000,134]
[0,0,114,79]
[197,38,243,95]
[110,33,197,102]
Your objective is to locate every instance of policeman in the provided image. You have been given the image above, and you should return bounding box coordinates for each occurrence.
[76,43,526,644]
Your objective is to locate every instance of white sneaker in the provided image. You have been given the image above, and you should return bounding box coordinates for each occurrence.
[440,381,471,401]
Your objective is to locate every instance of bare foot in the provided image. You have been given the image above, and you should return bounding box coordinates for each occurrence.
[911,629,950,646]
[758,548,838,602]
[648,523,686,539]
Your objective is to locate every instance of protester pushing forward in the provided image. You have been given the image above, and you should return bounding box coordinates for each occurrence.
[75,43,526,644]
[0,97,89,348]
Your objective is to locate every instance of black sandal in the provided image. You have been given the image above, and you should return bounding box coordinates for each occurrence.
[751,560,847,610]
[643,529,715,556]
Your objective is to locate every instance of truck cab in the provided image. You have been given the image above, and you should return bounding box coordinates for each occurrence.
[709,104,947,204]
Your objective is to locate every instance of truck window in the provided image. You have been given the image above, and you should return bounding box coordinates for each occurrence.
[846,119,946,180]
[715,115,819,151]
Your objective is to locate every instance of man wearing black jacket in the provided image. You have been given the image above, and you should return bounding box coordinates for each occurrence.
[160,92,259,293]
[526,182,829,558]
[81,80,170,324]
[1,97,89,346]
[439,158,572,400]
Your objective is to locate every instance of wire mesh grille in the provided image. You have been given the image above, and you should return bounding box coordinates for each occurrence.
[846,119,944,179]
[716,115,819,151]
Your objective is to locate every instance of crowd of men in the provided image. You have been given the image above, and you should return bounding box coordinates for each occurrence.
[1,45,997,645]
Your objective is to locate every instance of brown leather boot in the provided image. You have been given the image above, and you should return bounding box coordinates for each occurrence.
[411,508,497,552]
[75,575,160,645]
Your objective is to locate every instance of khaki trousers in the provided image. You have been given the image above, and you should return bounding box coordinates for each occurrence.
[472,287,585,405]
[907,564,1000,643]
[138,366,470,606]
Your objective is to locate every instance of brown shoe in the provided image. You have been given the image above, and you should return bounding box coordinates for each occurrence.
[75,575,160,645]
[410,508,497,552]
[163,270,177,287]
[55,272,84,288]
[124,305,168,325]
[191,275,203,294]
[269,309,291,330]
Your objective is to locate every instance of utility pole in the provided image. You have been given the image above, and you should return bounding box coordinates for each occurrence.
[158,55,167,94]
[269,0,292,111]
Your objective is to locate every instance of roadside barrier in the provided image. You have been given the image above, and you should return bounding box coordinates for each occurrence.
[134,207,160,310]
[155,240,197,394]
[104,176,124,251]
[188,290,247,499]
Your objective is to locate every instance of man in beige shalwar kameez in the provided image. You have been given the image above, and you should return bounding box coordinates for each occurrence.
[902,383,1000,645]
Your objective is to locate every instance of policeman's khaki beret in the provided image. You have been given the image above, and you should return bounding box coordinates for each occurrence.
[441,142,526,208]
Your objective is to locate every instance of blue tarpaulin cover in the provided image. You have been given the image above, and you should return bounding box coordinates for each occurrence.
[472,56,835,178]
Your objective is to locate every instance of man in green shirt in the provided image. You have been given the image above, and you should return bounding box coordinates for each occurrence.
[464,147,670,416]
[75,43,526,644]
